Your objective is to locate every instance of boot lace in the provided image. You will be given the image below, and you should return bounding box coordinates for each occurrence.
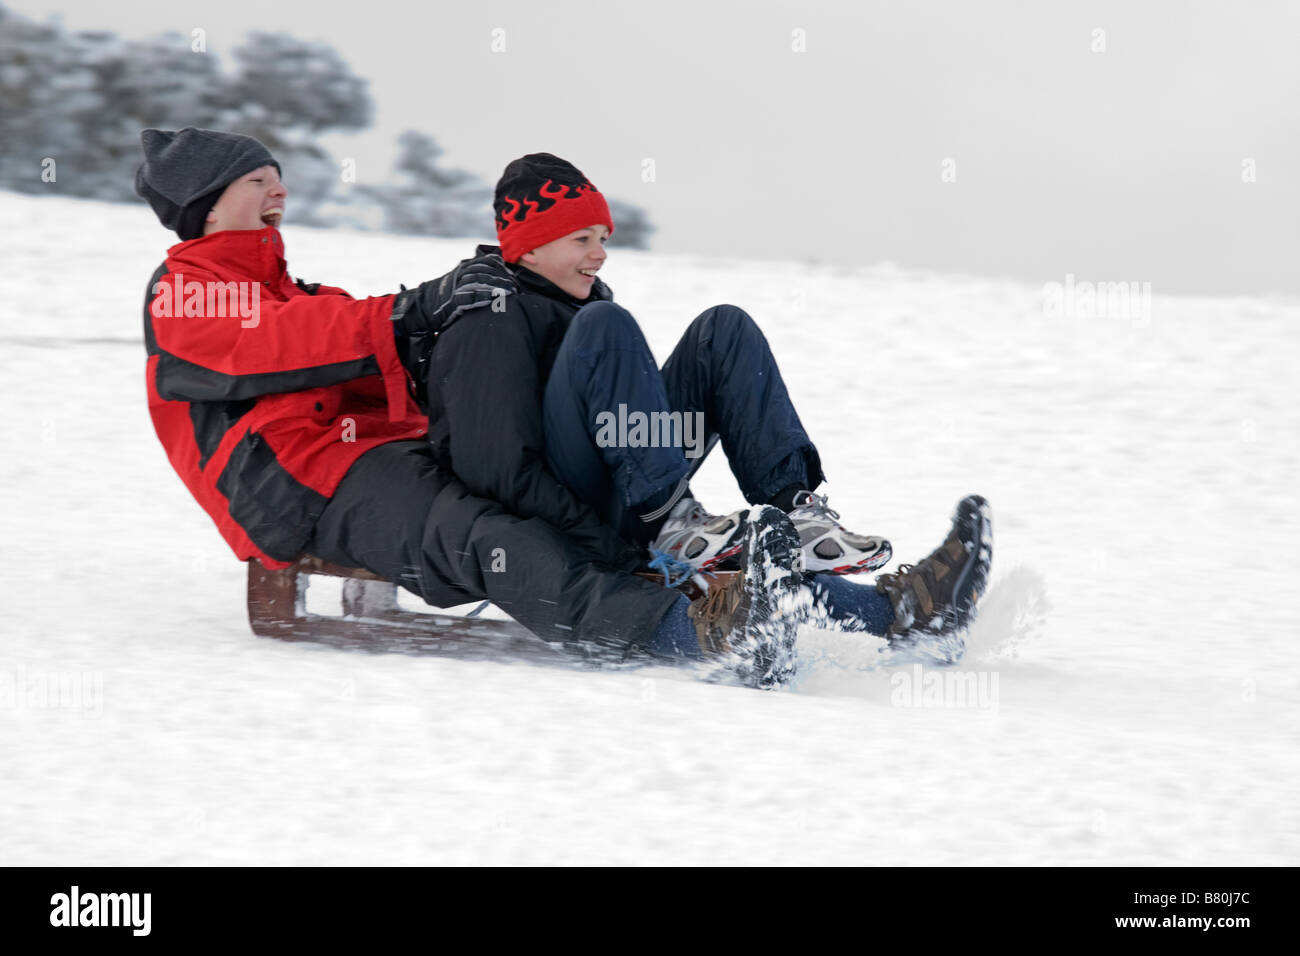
[792,490,840,521]
[876,562,914,592]
[689,574,743,634]
[660,498,712,534]
[684,501,710,525]
[647,549,696,589]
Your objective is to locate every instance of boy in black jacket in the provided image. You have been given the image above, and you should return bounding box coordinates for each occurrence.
[404,154,992,653]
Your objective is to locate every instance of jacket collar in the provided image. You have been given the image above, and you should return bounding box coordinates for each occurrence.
[474,243,614,307]
[167,226,288,284]
[512,264,615,307]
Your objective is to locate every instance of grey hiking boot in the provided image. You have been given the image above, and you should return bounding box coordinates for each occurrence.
[875,495,993,641]
[787,491,892,574]
[650,497,749,572]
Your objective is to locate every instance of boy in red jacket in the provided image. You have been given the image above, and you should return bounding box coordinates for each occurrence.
[137,129,426,566]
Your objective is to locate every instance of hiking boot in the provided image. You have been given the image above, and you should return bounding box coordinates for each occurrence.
[687,505,805,686]
[875,495,992,641]
[787,491,892,574]
[686,570,746,656]
[650,497,749,572]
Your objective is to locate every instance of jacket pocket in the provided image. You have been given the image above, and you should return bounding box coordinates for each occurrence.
[216,429,329,562]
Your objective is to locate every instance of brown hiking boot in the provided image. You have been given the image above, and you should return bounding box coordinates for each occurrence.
[875,495,992,641]
[687,571,746,655]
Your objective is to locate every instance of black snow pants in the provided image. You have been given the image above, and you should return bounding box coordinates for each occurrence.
[304,302,823,652]
[302,440,680,650]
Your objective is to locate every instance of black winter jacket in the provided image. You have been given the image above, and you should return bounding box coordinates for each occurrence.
[423,246,642,572]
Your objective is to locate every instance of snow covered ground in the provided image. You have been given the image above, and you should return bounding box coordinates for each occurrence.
[1,192,1296,865]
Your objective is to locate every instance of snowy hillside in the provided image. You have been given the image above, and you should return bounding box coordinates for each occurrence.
[1,192,1296,865]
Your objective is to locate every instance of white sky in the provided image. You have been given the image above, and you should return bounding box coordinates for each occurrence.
[11,0,1299,295]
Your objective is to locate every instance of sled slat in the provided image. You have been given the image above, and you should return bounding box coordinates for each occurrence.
[247,555,513,640]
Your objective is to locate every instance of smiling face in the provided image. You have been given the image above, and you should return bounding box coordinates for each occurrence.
[203,165,287,234]
[518,224,609,299]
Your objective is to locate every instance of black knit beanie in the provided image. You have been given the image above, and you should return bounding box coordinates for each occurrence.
[493,152,613,263]
[134,127,281,240]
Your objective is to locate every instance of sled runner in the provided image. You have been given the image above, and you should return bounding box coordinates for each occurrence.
[246,555,735,661]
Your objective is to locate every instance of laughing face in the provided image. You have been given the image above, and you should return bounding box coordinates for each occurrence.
[203,165,287,234]
[517,224,610,299]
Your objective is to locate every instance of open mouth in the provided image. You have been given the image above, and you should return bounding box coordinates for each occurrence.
[578,268,598,278]
[260,208,283,225]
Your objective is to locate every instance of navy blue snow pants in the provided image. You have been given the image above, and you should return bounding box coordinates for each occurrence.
[539,301,897,657]
[542,301,824,539]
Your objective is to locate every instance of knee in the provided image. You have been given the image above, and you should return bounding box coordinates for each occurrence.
[567,301,642,348]
[689,303,761,343]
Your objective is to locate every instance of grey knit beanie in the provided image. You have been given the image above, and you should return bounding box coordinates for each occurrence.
[134,127,281,240]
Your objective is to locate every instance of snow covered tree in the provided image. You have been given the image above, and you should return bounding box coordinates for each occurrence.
[0,9,370,222]
[606,199,653,250]
[197,31,374,225]
[0,5,653,241]
[376,130,493,237]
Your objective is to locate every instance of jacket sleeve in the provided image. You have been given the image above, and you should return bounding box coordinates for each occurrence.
[145,263,411,422]
[431,302,642,570]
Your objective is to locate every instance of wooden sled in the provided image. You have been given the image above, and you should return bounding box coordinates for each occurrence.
[247,555,730,661]
[246,555,559,660]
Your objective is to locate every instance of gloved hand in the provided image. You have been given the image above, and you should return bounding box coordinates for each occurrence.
[391,249,517,336]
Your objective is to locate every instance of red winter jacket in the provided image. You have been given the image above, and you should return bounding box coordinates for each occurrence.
[142,227,426,568]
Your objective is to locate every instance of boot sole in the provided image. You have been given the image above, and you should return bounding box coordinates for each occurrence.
[946,494,993,631]
[803,541,893,575]
[734,505,804,687]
